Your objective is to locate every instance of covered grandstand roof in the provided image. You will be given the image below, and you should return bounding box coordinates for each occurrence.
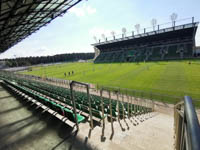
[92,19,199,50]
[0,0,82,53]
[94,22,199,52]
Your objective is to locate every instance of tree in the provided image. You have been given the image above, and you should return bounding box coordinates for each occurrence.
[2,53,95,67]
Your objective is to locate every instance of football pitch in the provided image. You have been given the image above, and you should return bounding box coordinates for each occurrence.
[22,60,200,105]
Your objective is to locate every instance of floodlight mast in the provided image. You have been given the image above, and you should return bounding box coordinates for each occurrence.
[151,19,157,31]
[170,13,178,27]
[135,24,140,34]
[93,36,98,43]
[111,31,115,40]
[13,55,18,67]
[122,27,127,38]
[101,34,106,41]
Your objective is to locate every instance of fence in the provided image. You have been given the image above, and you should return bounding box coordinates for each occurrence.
[96,84,200,108]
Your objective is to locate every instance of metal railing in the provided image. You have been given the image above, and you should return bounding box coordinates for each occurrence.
[174,96,200,150]
[3,72,200,108]
[70,81,93,130]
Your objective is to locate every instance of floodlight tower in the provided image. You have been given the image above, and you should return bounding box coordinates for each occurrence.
[101,34,106,41]
[135,24,140,34]
[111,31,115,40]
[93,36,98,43]
[122,27,127,38]
[170,13,178,27]
[13,55,18,67]
[151,19,157,31]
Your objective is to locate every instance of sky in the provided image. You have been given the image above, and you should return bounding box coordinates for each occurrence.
[0,0,200,59]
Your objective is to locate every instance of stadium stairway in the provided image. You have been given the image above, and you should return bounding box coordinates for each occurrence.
[0,73,178,150]
[0,82,174,150]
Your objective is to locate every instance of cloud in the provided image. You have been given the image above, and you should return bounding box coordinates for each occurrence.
[69,5,96,17]
[69,7,85,17]
[86,6,96,15]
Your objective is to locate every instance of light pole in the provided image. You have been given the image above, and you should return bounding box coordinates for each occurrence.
[14,55,18,67]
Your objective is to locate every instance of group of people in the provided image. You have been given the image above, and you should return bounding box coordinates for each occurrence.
[64,71,74,77]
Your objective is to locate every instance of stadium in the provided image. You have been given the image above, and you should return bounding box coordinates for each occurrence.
[0,0,200,150]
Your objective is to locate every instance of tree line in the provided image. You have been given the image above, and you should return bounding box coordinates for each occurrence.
[1,52,95,67]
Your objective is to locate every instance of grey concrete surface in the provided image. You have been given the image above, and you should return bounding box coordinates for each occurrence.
[0,82,176,150]
[0,84,93,150]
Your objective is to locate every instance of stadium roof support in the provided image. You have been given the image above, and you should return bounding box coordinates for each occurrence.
[0,0,82,53]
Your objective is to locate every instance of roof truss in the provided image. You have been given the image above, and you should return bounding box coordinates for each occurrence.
[0,0,82,53]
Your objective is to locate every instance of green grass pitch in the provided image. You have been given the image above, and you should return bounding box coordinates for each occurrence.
[22,60,200,105]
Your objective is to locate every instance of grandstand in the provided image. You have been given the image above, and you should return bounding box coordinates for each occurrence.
[0,71,158,149]
[93,19,199,63]
[196,46,200,56]
[0,1,200,150]
[0,72,153,126]
[0,70,199,150]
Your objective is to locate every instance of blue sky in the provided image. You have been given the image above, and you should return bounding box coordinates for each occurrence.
[0,0,200,59]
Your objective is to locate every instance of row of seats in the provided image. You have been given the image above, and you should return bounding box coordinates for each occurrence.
[3,79,85,123]
[94,44,193,63]
[24,80,152,118]
[20,80,107,120]
[20,80,146,119]
[0,74,152,123]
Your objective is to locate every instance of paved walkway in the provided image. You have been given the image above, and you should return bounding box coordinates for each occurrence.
[77,112,174,150]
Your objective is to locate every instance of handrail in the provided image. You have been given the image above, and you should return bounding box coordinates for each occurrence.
[184,96,200,150]
[174,96,200,150]
[70,81,94,130]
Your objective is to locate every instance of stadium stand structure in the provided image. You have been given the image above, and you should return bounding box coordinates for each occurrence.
[0,71,199,150]
[1,1,200,148]
[93,19,199,63]
[0,71,153,131]
[0,0,83,53]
